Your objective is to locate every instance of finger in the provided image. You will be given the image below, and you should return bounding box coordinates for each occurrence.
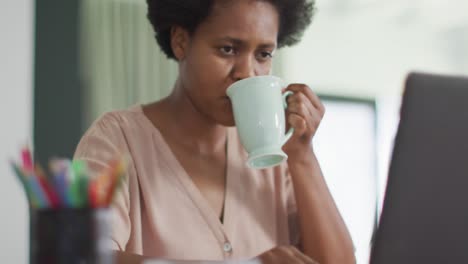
[290,247,320,264]
[287,113,307,135]
[287,84,322,110]
[287,93,322,122]
[276,246,304,264]
[286,93,315,119]
[287,101,309,118]
[287,84,325,117]
[287,99,322,132]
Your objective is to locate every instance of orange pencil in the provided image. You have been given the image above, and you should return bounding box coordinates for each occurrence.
[104,160,126,206]
[96,168,111,207]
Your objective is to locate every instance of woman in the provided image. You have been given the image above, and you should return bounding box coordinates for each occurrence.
[74,0,355,263]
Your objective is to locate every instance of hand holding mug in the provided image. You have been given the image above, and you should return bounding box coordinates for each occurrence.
[226,76,324,169]
[282,83,325,161]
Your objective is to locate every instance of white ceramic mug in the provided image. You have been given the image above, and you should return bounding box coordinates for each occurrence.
[226,75,294,169]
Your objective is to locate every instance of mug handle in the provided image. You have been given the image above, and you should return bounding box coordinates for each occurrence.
[282,91,294,145]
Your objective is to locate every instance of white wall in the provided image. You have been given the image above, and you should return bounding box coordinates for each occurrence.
[0,1,34,263]
[282,0,468,99]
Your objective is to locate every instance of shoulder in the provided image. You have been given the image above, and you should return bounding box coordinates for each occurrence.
[87,105,146,135]
[74,105,152,158]
[81,105,154,144]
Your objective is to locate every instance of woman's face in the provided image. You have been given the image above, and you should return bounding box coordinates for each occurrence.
[175,0,279,126]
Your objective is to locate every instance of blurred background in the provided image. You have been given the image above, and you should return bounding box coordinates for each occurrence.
[1,0,467,263]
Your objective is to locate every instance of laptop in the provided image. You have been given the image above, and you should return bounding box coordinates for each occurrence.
[370,72,468,263]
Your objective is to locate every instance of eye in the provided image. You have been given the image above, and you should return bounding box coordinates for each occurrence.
[220,46,235,55]
[257,51,274,61]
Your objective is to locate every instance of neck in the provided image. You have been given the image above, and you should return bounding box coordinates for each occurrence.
[161,79,228,154]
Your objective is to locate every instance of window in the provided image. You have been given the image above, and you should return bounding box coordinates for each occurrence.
[314,96,377,263]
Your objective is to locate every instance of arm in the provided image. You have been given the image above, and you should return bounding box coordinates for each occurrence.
[74,113,134,259]
[288,151,355,264]
[283,84,355,264]
[115,251,147,264]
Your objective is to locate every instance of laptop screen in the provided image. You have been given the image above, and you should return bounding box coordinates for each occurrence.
[370,72,468,264]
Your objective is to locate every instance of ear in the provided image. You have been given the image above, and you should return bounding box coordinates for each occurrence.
[170,26,190,61]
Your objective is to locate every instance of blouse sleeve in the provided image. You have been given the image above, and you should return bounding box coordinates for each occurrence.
[73,112,134,251]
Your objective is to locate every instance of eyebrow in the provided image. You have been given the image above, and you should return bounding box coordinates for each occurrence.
[217,36,277,49]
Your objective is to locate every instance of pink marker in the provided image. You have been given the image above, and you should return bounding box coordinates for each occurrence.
[21,147,34,173]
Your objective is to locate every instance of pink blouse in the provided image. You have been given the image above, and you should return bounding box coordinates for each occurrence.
[73,105,299,261]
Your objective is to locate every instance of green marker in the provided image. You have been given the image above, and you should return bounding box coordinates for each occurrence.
[71,160,88,207]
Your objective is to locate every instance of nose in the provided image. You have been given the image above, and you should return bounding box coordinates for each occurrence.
[231,54,256,81]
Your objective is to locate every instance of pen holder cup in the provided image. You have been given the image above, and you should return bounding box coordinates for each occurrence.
[31,208,113,264]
